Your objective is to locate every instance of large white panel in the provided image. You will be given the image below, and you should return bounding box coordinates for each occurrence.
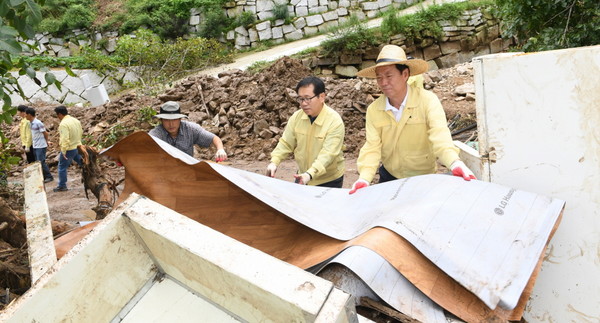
[473,46,600,322]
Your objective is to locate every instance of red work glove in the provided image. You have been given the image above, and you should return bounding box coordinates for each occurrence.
[215,149,227,162]
[450,160,477,181]
[266,163,277,177]
[349,179,369,195]
[293,173,311,185]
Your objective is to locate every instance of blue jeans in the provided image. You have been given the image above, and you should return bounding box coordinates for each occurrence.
[33,147,52,180]
[57,149,82,188]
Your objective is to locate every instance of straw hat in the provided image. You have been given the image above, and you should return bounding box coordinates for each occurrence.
[357,45,428,78]
[154,101,188,120]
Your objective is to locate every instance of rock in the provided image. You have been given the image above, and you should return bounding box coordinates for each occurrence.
[454,83,475,96]
[253,119,269,135]
[269,126,281,135]
[427,70,443,82]
[259,129,273,139]
[456,64,471,75]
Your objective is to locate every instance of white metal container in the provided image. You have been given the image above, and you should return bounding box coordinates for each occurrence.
[471,45,600,322]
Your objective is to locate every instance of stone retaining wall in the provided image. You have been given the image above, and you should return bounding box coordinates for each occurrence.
[28,0,421,55]
[304,8,513,77]
[223,0,420,49]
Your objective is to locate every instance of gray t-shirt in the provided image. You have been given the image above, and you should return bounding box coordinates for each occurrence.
[30,118,48,149]
[149,120,215,156]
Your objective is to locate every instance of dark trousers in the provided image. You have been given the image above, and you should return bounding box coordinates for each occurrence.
[25,146,35,163]
[378,165,397,183]
[318,175,344,188]
[34,147,53,180]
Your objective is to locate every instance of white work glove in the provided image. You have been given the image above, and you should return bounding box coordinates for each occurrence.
[450,160,477,181]
[215,149,227,162]
[293,172,311,185]
[349,178,370,195]
[266,162,277,177]
[24,146,30,153]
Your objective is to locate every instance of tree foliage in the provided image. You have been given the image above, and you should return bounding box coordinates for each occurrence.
[120,0,227,39]
[38,0,96,34]
[0,0,73,126]
[1,0,75,175]
[495,0,600,51]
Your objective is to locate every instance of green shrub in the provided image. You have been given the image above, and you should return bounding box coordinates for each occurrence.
[0,138,20,186]
[198,6,231,39]
[38,18,62,34]
[14,51,122,70]
[113,29,232,93]
[137,106,158,123]
[272,3,290,21]
[120,0,193,39]
[247,60,272,73]
[100,124,132,148]
[381,1,492,40]
[235,11,256,28]
[62,4,96,30]
[321,15,381,54]
[38,0,97,34]
[495,0,600,51]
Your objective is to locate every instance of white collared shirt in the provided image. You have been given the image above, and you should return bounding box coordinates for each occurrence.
[385,93,408,122]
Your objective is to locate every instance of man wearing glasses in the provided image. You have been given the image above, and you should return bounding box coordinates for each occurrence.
[266,76,345,188]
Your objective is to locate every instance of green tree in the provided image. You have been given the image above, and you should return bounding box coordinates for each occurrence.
[1,0,73,175]
[495,0,600,51]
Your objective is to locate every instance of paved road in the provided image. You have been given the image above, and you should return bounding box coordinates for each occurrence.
[200,0,456,77]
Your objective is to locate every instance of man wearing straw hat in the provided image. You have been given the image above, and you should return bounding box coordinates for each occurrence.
[149,101,227,161]
[349,45,476,194]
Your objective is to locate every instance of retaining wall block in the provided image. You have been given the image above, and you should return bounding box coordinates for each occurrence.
[434,52,459,68]
[294,17,307,29]
[309,5,329,14]
[296,6,309,16]
[285,29,304,40]
[423,44,442,61]
[304,26,319,35]
[440,41,461,55]
[306,14,325,26]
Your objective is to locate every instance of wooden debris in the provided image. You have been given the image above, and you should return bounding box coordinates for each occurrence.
[78,145,122,220]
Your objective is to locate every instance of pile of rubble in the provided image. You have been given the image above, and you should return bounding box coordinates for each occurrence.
[84,57,475,161]
[5,56,476,163]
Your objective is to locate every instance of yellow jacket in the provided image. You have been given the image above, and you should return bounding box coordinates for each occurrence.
[271,104,345,186]
[19,119,32,147]
[357,85,459,182]
[58,115,83,154]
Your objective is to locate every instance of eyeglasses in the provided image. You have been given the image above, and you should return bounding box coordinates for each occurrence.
[296,94,318,104]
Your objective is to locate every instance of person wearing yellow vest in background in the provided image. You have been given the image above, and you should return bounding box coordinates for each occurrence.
[267,76,345,188]
[17,105,35,164]
[350,45,476,194]
[53,105,83,192]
